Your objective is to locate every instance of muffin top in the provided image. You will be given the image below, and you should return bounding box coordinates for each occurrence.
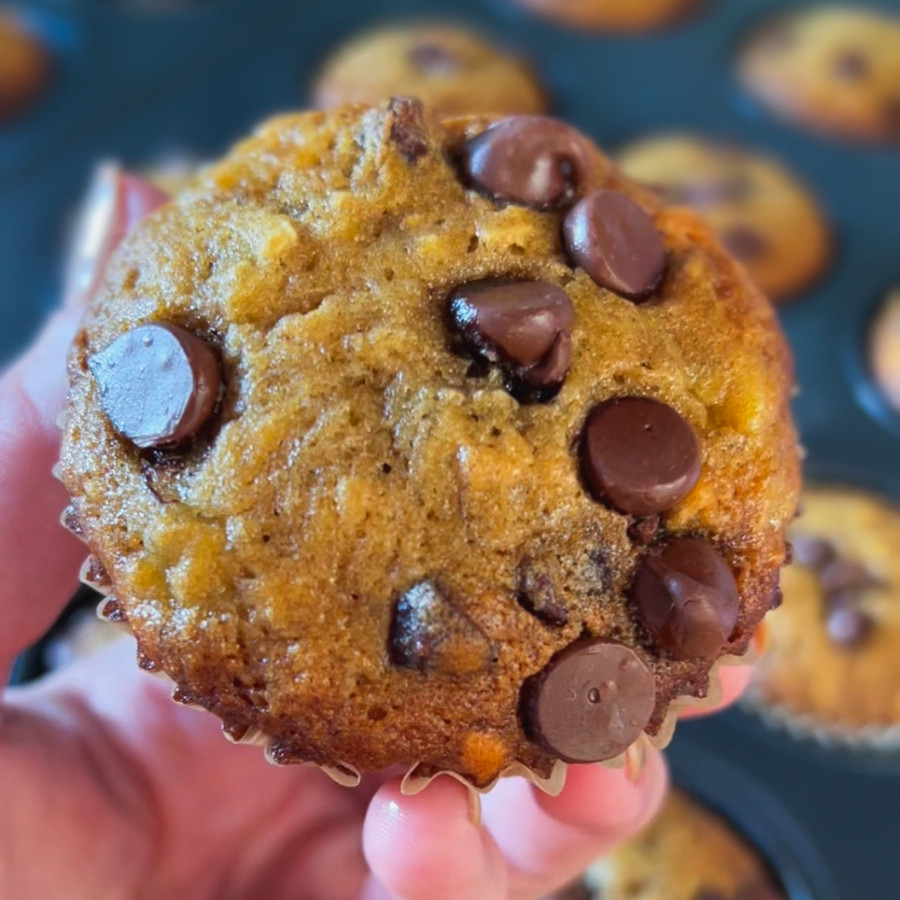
[311,24,547,116]
[61,100,798,787]
[551,789,785,899]
[739,7,900,144]
[747,486,900,736]
[618,134,830,303]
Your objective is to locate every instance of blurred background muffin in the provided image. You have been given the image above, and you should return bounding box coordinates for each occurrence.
[548,789,785,899]
[870,286,900,417]
[0,7,51,121]
[311,23,547,115]
[617,134,831,303]
[745,486,900,743]
[739,6,900,144]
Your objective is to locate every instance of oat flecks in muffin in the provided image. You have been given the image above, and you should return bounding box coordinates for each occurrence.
[60,102,799,787]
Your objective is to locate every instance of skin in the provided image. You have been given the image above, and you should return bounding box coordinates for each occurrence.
[0,166,751,900]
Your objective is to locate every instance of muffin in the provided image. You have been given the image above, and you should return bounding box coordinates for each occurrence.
[745,486,900,742]
[550,789,785,899]
[870,286,900,416]
[618,135,830,303]
[0,8,51,121]
[513,0,704,33]
[311,24,547,116]
[739,7,900,145]
[60,100,799,789]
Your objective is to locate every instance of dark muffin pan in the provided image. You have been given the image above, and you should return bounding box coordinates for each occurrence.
[5,0,900,896]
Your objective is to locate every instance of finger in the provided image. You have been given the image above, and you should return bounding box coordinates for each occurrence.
[0,168,167,679]
[482,749,668,900]
[63,164,169,309]
[362,776,507,900]
[678,664,754,720]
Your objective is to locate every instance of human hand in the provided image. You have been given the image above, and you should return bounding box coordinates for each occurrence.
[0,167,751,900]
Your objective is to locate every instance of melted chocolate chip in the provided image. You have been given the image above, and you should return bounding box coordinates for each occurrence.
[458,115,591,209]
[390,580,492,677]
[448,279,574,401]
[388,96,429,164]
[517,558,568,626]
[522,639,655,763]
[581,397,701,516]
[89,323,220,450]
[722,225,768,262]
[563,190,666,301]
[408,42,463,75]
[629,537,740,660]
[832,50,869,80]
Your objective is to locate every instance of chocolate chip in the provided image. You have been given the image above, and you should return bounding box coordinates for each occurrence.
[819,558,880,594]
[722,225,768,262]
[790,533,835,570]
[388,96,429,164]
[827,601,874,649]
[517,558,568,626]
[832,50,869,80]
[627,515,659,545]
[522,639,655,763]
[390,580,492,676]
[563,190,666,301]
[448,279,574,402]
[581,397,701,516]
[770,584,784,609]
[408,42,462,75]
[458,115,591,209]
[89,323,220,450]
[630,537,740,660]
[675,173,755,207]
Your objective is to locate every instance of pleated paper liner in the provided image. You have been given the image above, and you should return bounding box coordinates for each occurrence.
[70,530,758,796]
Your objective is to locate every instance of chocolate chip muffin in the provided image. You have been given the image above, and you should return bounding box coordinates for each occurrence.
[745,486,900,743]
[870,286,900,416]
[549,789,785,899]
[514,0,704,33]
[618,135,831,304]
[60,100,799,788]
[0,8,51,120]
[311,24,547,116]
[739,7,900,145]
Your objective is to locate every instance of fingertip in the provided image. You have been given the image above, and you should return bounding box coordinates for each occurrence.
[363,776,505,900]
[534,747,668,837]
[679,664,753,720]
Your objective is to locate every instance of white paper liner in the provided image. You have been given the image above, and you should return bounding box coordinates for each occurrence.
[740,689,900,752]
[62,492,761,796]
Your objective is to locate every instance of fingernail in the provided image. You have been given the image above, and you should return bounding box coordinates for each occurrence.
[467,787,482,828]
[63,161,121,308]
[754,621,769,654]
[624,741,647,784]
